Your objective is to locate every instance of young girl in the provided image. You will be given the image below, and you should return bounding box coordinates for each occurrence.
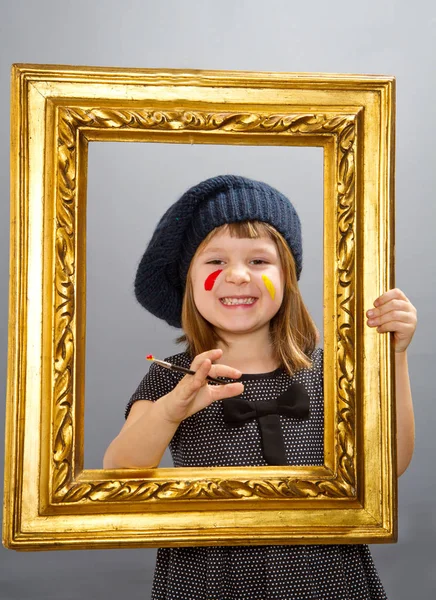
[104,175,416,600]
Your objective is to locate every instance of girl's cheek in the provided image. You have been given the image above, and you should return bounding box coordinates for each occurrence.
[204,269,223,291]
[261,274,276,300]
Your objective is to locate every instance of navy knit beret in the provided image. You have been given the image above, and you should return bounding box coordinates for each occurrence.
[135,175,302,328]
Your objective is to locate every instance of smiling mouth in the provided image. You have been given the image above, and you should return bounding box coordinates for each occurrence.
[219,297,258,306]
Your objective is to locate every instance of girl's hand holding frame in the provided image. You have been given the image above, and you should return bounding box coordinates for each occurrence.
[366,288,417,353]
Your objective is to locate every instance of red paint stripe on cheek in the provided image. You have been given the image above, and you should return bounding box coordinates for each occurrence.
[204,269,223,291]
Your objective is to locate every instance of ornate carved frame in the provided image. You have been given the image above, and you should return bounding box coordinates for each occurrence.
[4,65,396,550]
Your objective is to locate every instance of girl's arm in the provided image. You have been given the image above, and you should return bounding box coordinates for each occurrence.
[103,398,180,469]
[394,350,415,475]
[103,349,244,469]
[366,288,417,477]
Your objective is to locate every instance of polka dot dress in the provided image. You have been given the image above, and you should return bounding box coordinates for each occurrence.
[126,348,387,600]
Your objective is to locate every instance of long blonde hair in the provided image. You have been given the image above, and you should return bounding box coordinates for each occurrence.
[177,221,318,375]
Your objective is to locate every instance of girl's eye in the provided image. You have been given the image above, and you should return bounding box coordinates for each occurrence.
[251,259,268,265]
[207,260,225,265]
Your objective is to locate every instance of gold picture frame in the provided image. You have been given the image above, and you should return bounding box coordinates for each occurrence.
[3,64,396,550]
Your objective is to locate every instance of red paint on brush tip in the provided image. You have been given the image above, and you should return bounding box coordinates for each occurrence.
[146,354,154,360]
[204,269,223,291]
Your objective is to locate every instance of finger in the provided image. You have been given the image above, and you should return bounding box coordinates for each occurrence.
[378,299,416,317]
[208,363,242,380]
[366,299,411,319]
[180,358,213,396]
[372,317,416,334]
[375,325,416,346]
[192,358,214,385]
[367,307,416,328]
[207,381,244,402]
[373,288,408,308]
[190,348,223,370]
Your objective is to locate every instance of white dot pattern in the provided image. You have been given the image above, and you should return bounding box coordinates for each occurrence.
[126,348,387,599]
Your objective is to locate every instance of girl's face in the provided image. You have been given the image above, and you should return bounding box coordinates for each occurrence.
[190,228,284,337]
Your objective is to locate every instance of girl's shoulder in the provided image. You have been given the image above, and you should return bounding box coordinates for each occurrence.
[307,346,323,370]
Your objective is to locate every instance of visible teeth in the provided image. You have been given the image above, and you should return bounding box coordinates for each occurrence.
[220,297,257,305]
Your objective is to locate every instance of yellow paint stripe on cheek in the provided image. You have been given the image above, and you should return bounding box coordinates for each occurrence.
[262,274,276,300]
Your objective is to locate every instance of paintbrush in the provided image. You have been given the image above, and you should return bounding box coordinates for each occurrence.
[146,355,230,385]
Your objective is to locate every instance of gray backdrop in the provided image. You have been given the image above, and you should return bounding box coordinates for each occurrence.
[1,1,435,598]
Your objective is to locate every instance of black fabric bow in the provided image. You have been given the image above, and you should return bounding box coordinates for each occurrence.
[222,383,310,465]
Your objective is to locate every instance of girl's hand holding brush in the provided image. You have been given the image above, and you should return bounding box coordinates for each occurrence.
[154,349,244,424]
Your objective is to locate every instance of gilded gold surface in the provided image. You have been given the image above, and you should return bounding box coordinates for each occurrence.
[4,65,395,550]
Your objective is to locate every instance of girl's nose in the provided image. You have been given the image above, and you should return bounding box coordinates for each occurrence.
[225,265,250,285]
